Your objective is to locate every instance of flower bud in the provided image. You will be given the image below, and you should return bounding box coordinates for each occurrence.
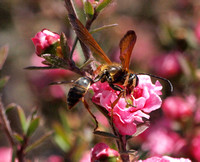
[91,143,119,162]
[32,29,60,56]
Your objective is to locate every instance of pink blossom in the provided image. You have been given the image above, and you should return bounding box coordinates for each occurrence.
[152,52,181,78]
[141,118,186,156]
[195,20,200,43]
[91,75,162,135]
[47,155,64,162]
[32,29,60,56]
[0,147,17,162]
[80,151,91,162]
[138,156,191,162]
[91,143,119,162]
[190,134,200,161]
[162,96,195,120]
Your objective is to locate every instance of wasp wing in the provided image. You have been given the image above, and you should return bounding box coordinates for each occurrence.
[68,14,112,64]
[119,30,137,71]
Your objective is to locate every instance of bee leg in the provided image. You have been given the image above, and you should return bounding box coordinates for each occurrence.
[81,97,99,131]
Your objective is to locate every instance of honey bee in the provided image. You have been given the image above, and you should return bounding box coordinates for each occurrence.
[67,14,173,102]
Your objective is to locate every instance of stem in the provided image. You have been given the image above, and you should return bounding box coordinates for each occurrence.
[0,98,15,147]
[17,136,28,162]
[110,122,130,162]
[65,0,99,62]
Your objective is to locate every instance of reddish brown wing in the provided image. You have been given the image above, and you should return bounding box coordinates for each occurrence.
[68,14,112,64]
[119,30,137,71]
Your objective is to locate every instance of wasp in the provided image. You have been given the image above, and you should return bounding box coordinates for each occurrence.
[67,14,173,103]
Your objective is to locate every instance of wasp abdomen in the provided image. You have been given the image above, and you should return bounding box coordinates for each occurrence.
[67,77,92,109]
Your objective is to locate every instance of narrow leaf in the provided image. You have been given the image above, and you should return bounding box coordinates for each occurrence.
[96,0,112,12]
[24,66,57,70]
[25,131,52,153]
[90,24,118,34]
[53,122,71,146]
[12,146,17,162]
[60,33,70,61]
[17,106,27,134]
[13,132,23,143]
[84,1,94,16]
[5,103,16,114]
[94,131,119,139]
[0,45,9,70]
[59,109,71,133]
[0,76,9,91]
[26,117,40,137]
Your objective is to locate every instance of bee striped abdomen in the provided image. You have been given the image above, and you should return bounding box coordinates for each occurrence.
[67,77,92,109]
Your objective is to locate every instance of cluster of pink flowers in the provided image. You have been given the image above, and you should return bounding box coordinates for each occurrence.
[91,75,163,135]
[140,118,186,156]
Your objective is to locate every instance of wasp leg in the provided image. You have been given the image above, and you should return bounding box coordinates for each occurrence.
[82,97,99,131]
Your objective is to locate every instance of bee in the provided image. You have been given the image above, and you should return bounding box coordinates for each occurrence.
[67,76,93,109]
[67,14,173,102]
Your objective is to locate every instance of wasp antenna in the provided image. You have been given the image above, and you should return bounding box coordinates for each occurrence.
[136,73,173,92]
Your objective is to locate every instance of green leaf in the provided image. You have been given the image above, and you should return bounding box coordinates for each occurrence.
[41,54,69,69]
[13,132,23,143]
[0,45,9,70]
[59,109,71,133]
[17,106,27,134]
[53,122,71,146]
[26,117,40,137]
[25,131,52,153]
[60,32,71,61]
[90,24,118,34]
[0,76,9,91]
[84,1,94,17]
[5,103,16,114]
[54,134,70,152]
[96,0,112,12]
[12,146,17,162]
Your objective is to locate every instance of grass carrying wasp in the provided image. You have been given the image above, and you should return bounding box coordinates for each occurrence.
[67,14,173,109]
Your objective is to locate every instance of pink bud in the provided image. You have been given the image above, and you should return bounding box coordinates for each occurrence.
[32,29,60,56]
[91,143,119,162]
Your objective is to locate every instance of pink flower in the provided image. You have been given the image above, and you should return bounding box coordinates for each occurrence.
[0,147,17,162]
[195,20,200,43]
[80,151,91,162]
[138,156,191,162]
[162,96,195,120]
[47,155,64,162]
[91,143,119,162]
[190,134,200,161]
[91,75,162,135]
[152,52,181,78]
[32,29,60,56]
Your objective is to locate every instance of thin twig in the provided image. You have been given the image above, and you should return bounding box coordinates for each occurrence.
[0,98,15,147]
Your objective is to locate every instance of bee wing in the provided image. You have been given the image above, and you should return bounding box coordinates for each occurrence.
[119,30,137,71]
[68,14,112,64]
